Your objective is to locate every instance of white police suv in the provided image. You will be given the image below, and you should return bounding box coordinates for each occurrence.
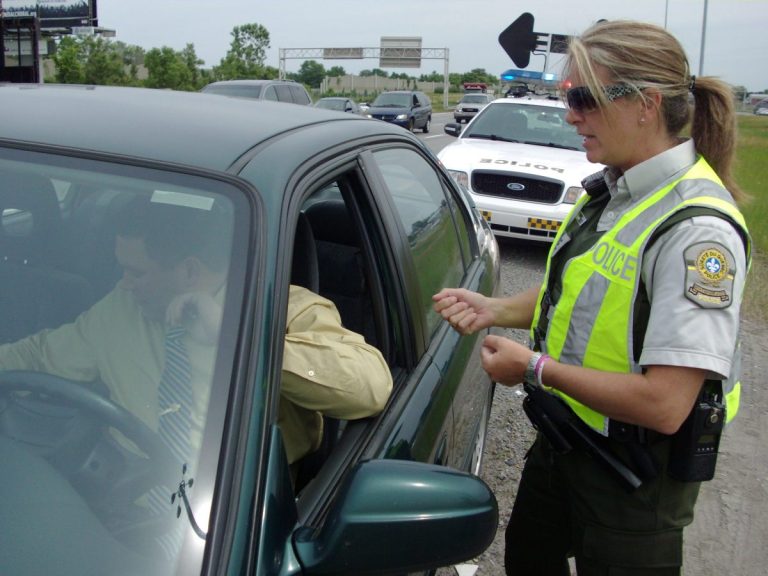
[439,96,597,242]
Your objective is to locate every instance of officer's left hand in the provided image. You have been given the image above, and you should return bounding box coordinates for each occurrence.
[480,334,532,386]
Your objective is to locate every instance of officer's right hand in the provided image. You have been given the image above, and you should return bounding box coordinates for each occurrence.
[432,288,496,335]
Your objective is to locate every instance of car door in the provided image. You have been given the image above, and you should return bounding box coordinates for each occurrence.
[233,134,497,574]
[363,145,497,473]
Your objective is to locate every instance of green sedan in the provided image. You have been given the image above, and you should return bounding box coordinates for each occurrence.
[0,84,500,575]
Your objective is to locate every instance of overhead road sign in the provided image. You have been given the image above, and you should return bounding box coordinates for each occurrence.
[323,48,364,60]
[379,36,422,69]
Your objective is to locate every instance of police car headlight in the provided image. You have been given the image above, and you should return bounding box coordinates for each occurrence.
[396,113,408,120]
[563,186,584,204]
[447,170,469,189]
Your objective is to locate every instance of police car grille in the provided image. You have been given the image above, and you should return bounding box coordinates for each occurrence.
[472,171,563,203]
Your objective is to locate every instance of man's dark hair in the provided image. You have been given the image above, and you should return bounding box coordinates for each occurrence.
[115,195,231,272]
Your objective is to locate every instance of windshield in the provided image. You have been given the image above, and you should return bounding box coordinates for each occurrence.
[0,151,250,575]
[461,95,488,104]
[463,102,585,151]
[372,92,411,108]
[202,83,263,99]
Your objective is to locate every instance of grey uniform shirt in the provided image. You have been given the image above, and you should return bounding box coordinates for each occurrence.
[601,139,746,380]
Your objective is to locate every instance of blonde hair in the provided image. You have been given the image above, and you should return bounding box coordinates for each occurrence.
[566,20,745,203]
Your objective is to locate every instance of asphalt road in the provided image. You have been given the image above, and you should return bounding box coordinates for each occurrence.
[415,111,457,155]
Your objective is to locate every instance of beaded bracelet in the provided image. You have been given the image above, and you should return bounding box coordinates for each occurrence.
[534,353,551,387]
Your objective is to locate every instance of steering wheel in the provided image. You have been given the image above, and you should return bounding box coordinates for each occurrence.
[0,371,181,536]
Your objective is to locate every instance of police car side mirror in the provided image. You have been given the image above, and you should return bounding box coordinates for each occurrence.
[444,123,462,137]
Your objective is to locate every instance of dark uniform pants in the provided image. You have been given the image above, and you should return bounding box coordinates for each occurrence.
[504,433,701,575]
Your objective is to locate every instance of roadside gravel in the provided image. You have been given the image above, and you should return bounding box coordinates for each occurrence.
[464,239,768,576]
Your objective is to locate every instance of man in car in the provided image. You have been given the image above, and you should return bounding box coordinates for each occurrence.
[0,196,392,480]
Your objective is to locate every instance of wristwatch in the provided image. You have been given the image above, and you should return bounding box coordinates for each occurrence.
[524,352,542,387]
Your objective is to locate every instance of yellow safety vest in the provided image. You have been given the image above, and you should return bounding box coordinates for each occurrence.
[531,157,751,435]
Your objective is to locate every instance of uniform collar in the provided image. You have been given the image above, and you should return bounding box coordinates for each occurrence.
[609,138,697,201]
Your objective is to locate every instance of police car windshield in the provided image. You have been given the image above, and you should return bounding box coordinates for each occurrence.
[464,102,585,152]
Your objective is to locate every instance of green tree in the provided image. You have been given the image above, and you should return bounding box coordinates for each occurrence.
[215,22,270,79]
[360,68,388,77]
[53,35,85,84]
[327,66,346,77]
[180,44,204,88]
[294,59,326,88]
[144,45,202,90]
[419,70,444,83]
[81,37,129,85]
[461,68,495,84]
[119,43,146,86]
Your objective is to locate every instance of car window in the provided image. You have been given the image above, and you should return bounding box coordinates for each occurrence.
[264,85,278,101]
[290,85,311,105]
[203,84,263,99]
[0,150,250,575]
[274,84,292,103]
[373,92,410,108]
[371,148,466,338]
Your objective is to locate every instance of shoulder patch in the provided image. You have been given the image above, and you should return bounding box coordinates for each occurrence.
[684,242,736,308]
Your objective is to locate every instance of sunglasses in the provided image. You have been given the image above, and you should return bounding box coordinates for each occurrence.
[564,83,635,113]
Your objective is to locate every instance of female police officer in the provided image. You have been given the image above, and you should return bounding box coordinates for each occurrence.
[434,19,751,576]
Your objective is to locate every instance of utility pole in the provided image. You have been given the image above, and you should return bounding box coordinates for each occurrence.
[0,0,5,79]
[698,0,709,76]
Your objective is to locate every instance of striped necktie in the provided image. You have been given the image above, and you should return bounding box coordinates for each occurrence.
[147,327,192,511]
[157,326,193,468]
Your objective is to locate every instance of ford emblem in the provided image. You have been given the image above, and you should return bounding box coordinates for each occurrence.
[507,182,525,191]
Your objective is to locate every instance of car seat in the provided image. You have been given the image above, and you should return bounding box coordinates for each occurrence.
[290,211,319,294]
[302,199,376,346]
[0,173,94,343]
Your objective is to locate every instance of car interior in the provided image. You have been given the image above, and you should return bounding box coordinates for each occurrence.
[291,181,393,493]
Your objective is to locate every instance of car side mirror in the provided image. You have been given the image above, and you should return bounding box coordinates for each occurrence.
[293,459,498,575]
[444,123,463,137]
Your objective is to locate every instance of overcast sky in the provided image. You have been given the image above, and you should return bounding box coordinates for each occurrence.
[97,0,768,92]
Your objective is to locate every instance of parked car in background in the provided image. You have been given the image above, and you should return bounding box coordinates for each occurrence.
[505,84,529,98]
[440,96,597,243]
[753,98,768,115]
[454,92,493,123]
[201,79,312,105]
[365,90,432,133]
[314,96,363,115]
[0,83,500,576]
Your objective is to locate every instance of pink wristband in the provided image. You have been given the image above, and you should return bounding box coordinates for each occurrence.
[534,353,551,387]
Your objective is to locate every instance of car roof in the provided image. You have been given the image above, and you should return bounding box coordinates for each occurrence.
[0,84,404,172]
[490,96,565,109]
[204,79,292,86]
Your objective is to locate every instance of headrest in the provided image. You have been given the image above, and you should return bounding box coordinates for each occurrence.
[291,211,319,293]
